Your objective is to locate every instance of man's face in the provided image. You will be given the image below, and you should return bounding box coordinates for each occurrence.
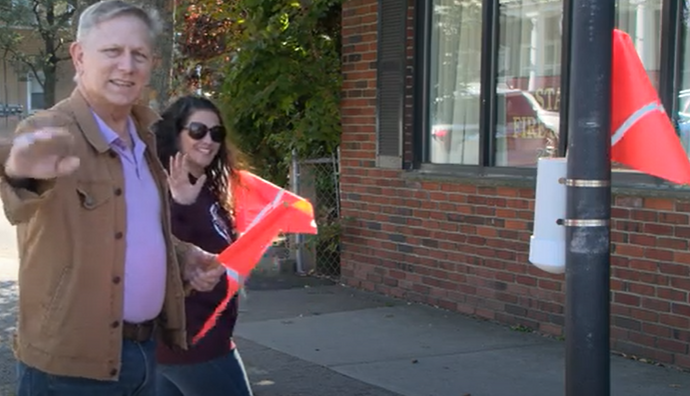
[70,15,153,109]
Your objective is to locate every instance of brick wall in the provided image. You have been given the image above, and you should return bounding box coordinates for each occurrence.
[340,0,690,369]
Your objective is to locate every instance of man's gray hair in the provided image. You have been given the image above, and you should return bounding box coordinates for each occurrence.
[76,0,163,44]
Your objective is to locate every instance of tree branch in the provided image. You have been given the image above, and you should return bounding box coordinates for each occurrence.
[54,38,63,53]
[56,7,74,27]
[1,44,43,88]
[31,0,45,38]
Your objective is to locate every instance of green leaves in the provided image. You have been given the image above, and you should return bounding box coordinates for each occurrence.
[215,0,342,185]
[172,0,342,186]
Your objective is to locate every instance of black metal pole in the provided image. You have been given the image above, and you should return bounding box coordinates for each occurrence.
[565,1,615,396]
[557,0,572,157]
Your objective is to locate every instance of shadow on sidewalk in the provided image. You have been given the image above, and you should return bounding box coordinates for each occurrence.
[246,271,335,292]
[237,337,402,396]
[244,248,337,292]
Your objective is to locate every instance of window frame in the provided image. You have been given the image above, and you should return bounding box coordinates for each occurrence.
[412,0,684,188]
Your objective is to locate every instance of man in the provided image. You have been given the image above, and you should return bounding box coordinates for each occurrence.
[0,1,226,395]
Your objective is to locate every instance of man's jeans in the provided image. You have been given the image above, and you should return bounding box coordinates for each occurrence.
[16,339,156,396]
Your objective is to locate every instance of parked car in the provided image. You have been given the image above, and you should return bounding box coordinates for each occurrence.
[429,88,559,166]
[677,89,690,150]
[7,104,23,115]
[0,103,23,117]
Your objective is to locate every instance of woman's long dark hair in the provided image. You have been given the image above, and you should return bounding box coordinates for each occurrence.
[152,95,244,218]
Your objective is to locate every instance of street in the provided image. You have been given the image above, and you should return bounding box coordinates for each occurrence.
[0,199,19,395]
[0,119,18,139]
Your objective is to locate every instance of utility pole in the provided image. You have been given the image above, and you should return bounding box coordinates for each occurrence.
[564,1,615,396]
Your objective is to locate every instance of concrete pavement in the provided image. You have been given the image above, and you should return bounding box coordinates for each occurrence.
[235,280,690,396]
[238,338,401,396]
[0,198,19,396]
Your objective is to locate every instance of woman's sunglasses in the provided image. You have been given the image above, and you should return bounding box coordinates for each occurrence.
[185,122,226,143]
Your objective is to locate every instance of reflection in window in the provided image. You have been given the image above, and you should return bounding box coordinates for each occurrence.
[495,0,562,167]
[614,0,662,169]
[493,0,662,168]
[427,0,663,167]
[678,1,690,155]
[616,0,661,91]
[427,0,482,165]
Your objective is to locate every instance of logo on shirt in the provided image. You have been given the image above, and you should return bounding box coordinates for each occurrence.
[209,203,232,243]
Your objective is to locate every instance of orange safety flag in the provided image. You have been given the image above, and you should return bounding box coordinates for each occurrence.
[611,29,690,184]
[192,172,317,344]
[233,170,318,235]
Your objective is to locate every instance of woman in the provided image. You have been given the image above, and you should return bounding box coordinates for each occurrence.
[152,95,254,396]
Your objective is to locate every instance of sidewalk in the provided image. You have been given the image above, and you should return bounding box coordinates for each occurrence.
[237,274,690,396]
[0,119,18,138]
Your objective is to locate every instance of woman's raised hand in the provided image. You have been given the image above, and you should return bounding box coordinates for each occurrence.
[165,152,207,205]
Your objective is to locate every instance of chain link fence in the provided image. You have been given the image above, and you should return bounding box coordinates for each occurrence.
[285,148,341,280]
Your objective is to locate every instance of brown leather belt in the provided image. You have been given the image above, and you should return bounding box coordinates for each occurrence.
[122,321,155,342]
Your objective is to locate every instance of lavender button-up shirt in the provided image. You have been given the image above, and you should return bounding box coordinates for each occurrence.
[92,112,167,323]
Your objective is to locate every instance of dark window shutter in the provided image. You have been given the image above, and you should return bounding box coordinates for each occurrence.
[376,0,406,168]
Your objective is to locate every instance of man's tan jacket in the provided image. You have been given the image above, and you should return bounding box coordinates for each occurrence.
[0,89,189,381]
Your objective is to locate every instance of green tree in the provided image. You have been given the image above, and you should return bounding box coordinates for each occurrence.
[0,0,97,108]
[171,0,238,97]
[219,0,342,186]
[0,0,174,110]
[174,0,342,185]
[145,0,175,111]
[174,0,344,277]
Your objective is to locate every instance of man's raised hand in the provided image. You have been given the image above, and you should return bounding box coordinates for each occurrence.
[5,128,79,180]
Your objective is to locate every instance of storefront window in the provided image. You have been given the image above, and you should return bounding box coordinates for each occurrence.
[426,0,663,167]
[494,0,661,168]
[495,0,563,167]
[678,0,690,154]
[427,0,483,165]
[615,0,661,91]
[613,0,662,171]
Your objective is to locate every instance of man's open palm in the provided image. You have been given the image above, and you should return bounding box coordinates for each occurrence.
[5,128,80,180]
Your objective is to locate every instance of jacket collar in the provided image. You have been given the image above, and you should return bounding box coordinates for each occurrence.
[67,88,161,153]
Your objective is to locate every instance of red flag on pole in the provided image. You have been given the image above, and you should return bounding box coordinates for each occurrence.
[611,29,690,184]
[233,170,317,235]
[192,172,317,344]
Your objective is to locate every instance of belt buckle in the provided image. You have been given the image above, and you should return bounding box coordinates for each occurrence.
[135,323,147,341]
[129,322,151,342]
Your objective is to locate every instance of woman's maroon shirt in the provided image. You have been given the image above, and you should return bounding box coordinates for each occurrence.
[155,183,239,365]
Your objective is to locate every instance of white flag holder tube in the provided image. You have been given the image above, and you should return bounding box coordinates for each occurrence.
[529,157,567,274]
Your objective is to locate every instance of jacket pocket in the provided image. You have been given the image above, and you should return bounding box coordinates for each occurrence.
[75,181,112,210]
[39,266,72,337]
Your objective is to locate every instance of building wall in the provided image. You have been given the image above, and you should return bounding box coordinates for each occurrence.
[0,61,75,108]
[340,0,690,369]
